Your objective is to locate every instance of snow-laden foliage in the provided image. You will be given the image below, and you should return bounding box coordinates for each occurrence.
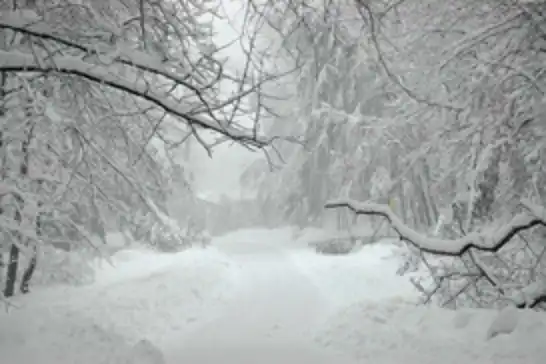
[0,0,279,299]
[243,1,398,230]
[248,0,546,309]
[19,245,95,287]
[132,204,211,252]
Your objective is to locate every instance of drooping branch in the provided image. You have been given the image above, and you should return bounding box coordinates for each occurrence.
[0,50,270,147]
[0,14,208,90]
[326,198,546,308]
[324,199,546,256]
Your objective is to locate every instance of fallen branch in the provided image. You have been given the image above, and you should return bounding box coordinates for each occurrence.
[324,199,546,256]
[325,198,546,308]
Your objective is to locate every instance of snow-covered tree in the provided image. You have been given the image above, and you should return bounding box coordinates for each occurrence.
[243,1,394,230]
[250,0,546,309]
[0,0,277,297]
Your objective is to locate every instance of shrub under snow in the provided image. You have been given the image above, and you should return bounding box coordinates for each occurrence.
[24,245,96,287]
[132,209,211,252]
[6,208,212,292]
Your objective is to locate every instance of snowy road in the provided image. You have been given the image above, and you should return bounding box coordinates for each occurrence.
[165,230,359,363]
[1,227,546,364]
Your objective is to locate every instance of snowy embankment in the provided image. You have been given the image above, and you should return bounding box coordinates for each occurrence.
[287,226,418,309]
[2,226,546,364]
[0,243,243,364]
[289,226,546,363]
[316,301,546,363]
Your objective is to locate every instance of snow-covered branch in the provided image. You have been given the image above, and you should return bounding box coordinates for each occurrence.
[0,1,281,296]
[0,50,268,147]
[326,198,546,308]
[0,13,211,90]
[514,281,546,309]
[325,199,546,256]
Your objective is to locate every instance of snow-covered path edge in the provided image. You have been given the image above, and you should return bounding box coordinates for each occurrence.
[316,300,546,364]
[0,245,245,364]
[164,227,364,364]
[285,227,419,309]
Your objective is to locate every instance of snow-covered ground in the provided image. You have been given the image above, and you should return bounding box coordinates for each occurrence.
[289,227,546,364]
[287,227,417,309]
[0,227,545,364]
[0,244,243,364]
[317,300,546,364]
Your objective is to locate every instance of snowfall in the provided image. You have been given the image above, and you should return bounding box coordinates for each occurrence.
[0,227,545,364]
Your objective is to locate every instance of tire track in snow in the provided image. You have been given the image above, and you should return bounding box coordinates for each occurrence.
[165,236,359,364]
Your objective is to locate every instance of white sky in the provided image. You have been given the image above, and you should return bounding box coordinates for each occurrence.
[185,0,264,201]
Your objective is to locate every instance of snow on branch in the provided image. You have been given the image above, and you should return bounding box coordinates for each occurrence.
[324,199,546,256]
[0,50,268,147]
[0,13,210,91]
[513,281,546,309]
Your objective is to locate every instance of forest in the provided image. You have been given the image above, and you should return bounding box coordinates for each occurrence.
[1,0,545,315]
[242,0,546,310]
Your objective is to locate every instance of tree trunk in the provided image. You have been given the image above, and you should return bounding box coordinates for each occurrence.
[3,244,19,297]
[0,47,7,297]
[20,203,40,294]
[7,112,34,296]
[20,246,36,294]
[2,0,39,298]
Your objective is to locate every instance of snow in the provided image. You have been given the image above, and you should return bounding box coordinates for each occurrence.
[325,198,545,256]
[123,339,166,364]
[514,280,546,307]
[1,227,545,364]
[0,245,243,364]
[486,305,519,339]
[287,228,418,309]
[316,300,546,363]
[290,224,380,247]
[0,48,267,146]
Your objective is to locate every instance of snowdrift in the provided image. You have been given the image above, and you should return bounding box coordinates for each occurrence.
[0,246,242,364]
[287,236,417,309]
[0,306,135,364]
[85,246,243,346]
[316,299,546,363]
